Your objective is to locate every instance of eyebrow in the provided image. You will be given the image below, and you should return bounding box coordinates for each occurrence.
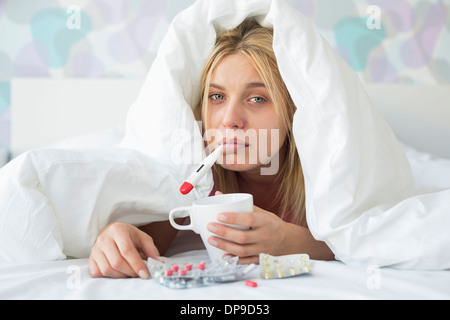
[209,82,266,90]
[246,82,266,89]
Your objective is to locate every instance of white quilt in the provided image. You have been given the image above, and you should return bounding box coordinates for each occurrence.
[0,0,449,270]
[0,148,201,262]
[122,0,450,269]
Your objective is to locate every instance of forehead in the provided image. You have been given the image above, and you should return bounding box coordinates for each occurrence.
[211,53,263,85]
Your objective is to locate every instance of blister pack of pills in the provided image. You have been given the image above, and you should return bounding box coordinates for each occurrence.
[259,253,311,279]
[147,256,257,289]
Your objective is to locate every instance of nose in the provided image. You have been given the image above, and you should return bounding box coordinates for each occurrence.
[221,98,245,129]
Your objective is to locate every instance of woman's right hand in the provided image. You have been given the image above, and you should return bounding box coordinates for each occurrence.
[89,221,161,279]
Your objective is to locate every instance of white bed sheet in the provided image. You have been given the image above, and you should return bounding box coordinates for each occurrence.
[1,232,449,300]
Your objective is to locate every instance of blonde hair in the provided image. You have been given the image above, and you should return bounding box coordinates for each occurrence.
[193,19,306,226]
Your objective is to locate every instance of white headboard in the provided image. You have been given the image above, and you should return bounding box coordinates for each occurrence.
[10,78,144,155]
[364,84,450,159]
[8,78,450,159]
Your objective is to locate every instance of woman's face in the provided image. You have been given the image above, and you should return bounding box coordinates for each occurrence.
[204,53,287,175]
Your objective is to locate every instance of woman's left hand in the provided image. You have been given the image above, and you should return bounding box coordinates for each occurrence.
[206,205,289,264]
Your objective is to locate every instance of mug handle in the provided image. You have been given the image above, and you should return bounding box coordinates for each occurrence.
[169,206,193,231]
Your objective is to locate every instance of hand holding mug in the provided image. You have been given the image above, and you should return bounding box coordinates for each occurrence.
[169,193,253,261]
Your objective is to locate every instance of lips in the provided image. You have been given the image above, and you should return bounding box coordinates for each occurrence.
[222,137,248,146]
[220,137,249,152]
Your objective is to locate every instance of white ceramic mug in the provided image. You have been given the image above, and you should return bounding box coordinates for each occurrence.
[169,193,253,261]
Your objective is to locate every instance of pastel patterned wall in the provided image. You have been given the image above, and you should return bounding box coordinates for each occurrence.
[0,0,449,147]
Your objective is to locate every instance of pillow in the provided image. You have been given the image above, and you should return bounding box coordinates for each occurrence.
[401,142,450,192]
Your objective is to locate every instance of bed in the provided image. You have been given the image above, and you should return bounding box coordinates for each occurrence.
[2,233,450,301]
[0,78,449,301]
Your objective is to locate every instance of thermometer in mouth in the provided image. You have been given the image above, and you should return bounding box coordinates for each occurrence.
[179,145,223,195]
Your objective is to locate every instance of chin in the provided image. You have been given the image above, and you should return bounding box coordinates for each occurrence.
[218,162,261,173]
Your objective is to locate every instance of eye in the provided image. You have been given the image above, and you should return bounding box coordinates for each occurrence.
[249,96,266,104]
[209,93,225,101]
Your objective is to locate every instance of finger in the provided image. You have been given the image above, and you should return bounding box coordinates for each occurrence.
[115,235,150,279]
[134,231,161,261]
[95,250,130,278]
[217,210,261,228]
[133,231,163,278]
[208,222,258,244]
[237,255,259,265]
[103,240,137,278]
[208,235,261,259]
[88,256,102,278]
[215,190,224,195]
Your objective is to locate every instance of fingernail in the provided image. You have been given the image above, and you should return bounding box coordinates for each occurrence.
[218,214,227,222]
[207,223,217,233]
[208,237,218,247]
[139,269,149,279]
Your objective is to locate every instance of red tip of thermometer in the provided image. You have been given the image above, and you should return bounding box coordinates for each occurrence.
[180,182,194,195]
[179,145,223,195]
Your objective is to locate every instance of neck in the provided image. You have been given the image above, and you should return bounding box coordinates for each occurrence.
[236,150,285,213]
[237,172,281,213]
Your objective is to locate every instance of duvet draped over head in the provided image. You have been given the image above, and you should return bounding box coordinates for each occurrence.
[123,0,450,270]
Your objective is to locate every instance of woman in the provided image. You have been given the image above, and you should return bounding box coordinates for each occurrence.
[89,19,334,279]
